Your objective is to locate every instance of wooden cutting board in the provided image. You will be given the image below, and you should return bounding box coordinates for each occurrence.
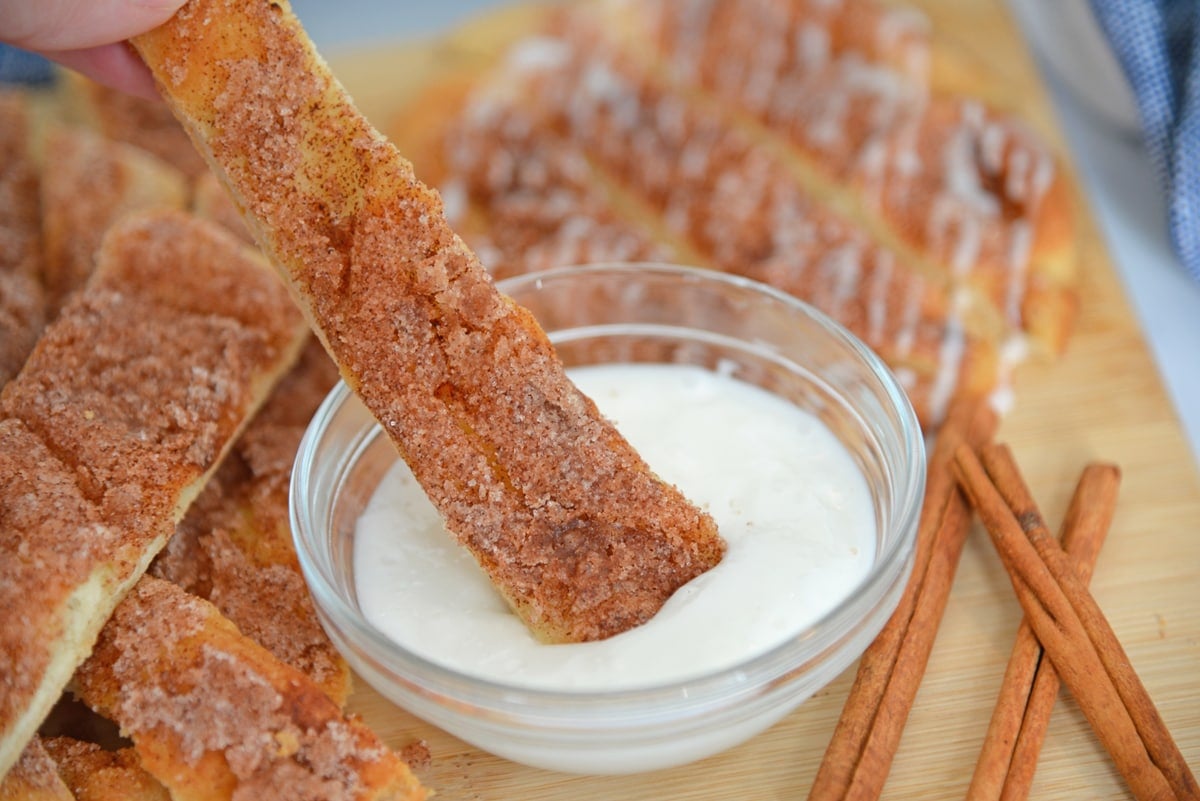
[328,2,1200,798]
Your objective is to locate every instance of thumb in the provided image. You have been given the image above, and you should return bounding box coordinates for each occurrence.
[0,0,187,52]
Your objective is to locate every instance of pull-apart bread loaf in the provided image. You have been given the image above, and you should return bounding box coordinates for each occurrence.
[131,0,725,645]
[0,211,310,780]
[393,0,1078,430]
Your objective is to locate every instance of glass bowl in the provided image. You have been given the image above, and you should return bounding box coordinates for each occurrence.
[291,263,925,774]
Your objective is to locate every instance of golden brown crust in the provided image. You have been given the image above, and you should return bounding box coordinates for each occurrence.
[633,0,933,84]
[152,340,352,705]
[191,172,252,244]
[39,128,187,315]
[132,0,724,644]
[618,0,1076,354]
[0,738,74,801]
[41,738,168,801]
[74,577,425,801]
[0,211,308,779]
[400,29,999,428]
[57,72,209,181]
[386,0,1079,427]
[0,91,46,387]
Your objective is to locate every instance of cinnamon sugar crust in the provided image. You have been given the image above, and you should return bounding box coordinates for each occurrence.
[41,738,169,801]
[0,418,124,777]
[637,0,932,85]
[2,213,303,529]
[412,32,998,427]
[152,341,351,705]
[433,101,674,279]
[384,0,1080,427]
[192,172,252,244]
[74,577,424,801]
[0,737,74,801]
[0,211,308,779]
[0,91,46,387]
[132,0,724,644]
[60,72,209,180]
[624,0,1077,354]
[39,129,187,316]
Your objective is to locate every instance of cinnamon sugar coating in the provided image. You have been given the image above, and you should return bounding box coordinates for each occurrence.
[385,0,1080,428]
[433,101,672,279]
[39,129,187,315]
[152,341,351,704]
[0,737,74,801]
[75,577,424,801]
[0,211,308,780]
[0,91,46,387]
[2,212,303,529]
[132,0,724,644]
[42,737,169,801]
[631,0,1076,352]
[412,28,998,427]
[61,73,209,180]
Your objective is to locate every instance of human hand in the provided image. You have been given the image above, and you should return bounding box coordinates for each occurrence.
[0,0,187,100]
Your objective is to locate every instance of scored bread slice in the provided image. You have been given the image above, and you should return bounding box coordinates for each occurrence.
[131,0,725,645]
[0,210,309,780]
[74,576,424,801]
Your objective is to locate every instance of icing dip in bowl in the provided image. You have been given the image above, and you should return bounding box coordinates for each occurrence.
[291,263,925,774]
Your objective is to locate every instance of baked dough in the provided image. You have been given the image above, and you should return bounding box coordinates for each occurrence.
[74,577,424,801]
[132,0,725,644]
[0,211,308,779]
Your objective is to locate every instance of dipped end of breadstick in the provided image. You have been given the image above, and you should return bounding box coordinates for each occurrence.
[131,0,724,644]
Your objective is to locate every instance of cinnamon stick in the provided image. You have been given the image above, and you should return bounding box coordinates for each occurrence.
[807,399,996,801]
[966,462,1121,801]
[954,444,1197,801]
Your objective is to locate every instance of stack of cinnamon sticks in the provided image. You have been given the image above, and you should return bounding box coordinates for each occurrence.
[808,398,1197,801]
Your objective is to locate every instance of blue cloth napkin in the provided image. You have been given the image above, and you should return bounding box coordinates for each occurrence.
[0,43,56,86]
[1091,0,1200,282]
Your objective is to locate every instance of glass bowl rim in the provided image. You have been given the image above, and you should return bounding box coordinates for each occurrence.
[290,261,926,723]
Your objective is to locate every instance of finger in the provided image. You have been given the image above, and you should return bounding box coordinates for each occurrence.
[45,43,162,102]
[0,0,186,52]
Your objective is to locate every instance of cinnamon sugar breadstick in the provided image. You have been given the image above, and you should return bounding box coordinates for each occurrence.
[0,211,308,778]
[413,30,999,428]
[0,738,74,801]
[74,576,425,801]
[131,0,724,644]
[152,340,351,705]
[622,0,1077,355]
[41,737,169,801]
[0,91,46,387]
[39,128,187,315]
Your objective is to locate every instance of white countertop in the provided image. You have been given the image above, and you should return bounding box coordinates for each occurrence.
[290,0,1200,469]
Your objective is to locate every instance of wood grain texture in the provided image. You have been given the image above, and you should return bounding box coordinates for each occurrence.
[326,1,1200,797]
